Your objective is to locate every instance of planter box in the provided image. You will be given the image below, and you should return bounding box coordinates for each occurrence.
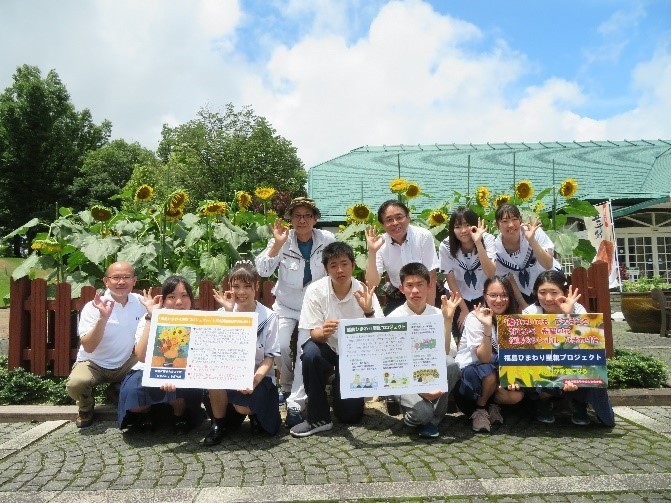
[621,291,665,334]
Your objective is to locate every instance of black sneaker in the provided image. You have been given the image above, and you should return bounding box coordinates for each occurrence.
[285,408,303,428]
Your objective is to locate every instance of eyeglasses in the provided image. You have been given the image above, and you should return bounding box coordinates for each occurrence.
[486,293,509,300]
[106,275,135,282]
[292,213,314,221]
[382,214,407,225]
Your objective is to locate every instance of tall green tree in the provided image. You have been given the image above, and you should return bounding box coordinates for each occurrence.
[69,139,158,209]
[157,104,307,209]
[0,65,110,254]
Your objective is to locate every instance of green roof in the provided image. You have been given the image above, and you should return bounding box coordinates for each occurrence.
[307,140,671,222]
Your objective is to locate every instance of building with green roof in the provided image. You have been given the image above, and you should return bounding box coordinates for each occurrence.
[307,140,671,280]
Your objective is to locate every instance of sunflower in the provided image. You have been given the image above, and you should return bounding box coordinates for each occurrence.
[476,186,490,207]
[198,201,227,217]
[389,178,409,193]
[254,187,276,200]
[31,238,61,254]
[236,191,252,210]
[91,205,112,222]
[348,203,371,223]
[135,184,154,202]
[165,206,184,221]
[515,180,534,201]
[428,210,448,227]
[405,182,421,199]
[168,189,189,211]
[533,201,546,214]
[559,178,578,198]
[495,194,510,207]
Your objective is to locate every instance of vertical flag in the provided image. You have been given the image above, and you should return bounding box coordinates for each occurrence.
[584,201,620,288]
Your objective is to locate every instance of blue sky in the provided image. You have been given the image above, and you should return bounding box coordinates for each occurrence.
[1,0,670,166]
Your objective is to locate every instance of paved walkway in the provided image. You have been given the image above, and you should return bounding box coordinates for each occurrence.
[0,320,670,501]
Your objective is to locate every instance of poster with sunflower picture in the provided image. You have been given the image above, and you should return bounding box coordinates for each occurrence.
[142,309,257,390]
[497,314,608,388]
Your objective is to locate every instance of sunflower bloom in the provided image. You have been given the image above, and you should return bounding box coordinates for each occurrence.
[348,203,371,223]
[135,184,154,202]
[91,205,112,222]
[254,187,276,200]
[198,201,227,217]
[495,194,510,207]
[534,202,546,214]
[515,180,534,201]
[428,211,448,227]
[168,190,189,211]
[31,238,61,254]
[405,182,421,199]
[559,178,578,198]
[165,206,184,221]
[389,178,409,193]
[476,186,490,207]
[236,191,252,210]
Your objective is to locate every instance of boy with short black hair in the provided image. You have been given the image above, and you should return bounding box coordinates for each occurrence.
[388,262,461,439]
[290,242,383,438]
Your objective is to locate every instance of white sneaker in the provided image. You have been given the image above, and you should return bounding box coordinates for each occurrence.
[488,403,503,425]
[290,420,333,438]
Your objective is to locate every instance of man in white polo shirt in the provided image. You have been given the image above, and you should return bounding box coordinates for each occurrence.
[365,200,440,315]
[66,261,146,428]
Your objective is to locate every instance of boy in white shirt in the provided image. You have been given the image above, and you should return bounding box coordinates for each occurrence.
[290,242,383,438]
[388,262,461,439]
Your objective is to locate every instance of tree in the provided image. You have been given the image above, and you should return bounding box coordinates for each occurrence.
[0,65,110,254]
[69,139,158,209]
[156,104,307,212]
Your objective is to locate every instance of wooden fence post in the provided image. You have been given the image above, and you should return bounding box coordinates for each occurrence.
[54,282,72,376]
[8,277,30,371]
[29,278,48,375]
[589,261,613,358]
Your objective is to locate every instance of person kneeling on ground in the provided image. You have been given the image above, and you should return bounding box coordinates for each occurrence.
[388,262,462,439]
[203,261,282,446]
[118,276,205,433]
[290,242,383,438]
[522,270,615,427]
[453,276,525,433]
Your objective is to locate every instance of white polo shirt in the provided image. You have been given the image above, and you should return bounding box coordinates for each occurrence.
[299,276,383,354]
[77,290,146,369]
[388,302,457,357]
[522,302,587,315]
[375,225,440,288]
[439,232,496,301]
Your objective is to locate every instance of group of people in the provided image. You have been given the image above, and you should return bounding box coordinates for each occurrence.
[65,196,614,445]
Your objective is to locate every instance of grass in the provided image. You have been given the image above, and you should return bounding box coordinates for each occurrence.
[0,257,23,307]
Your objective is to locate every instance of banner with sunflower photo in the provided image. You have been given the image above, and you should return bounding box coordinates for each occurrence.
[497,313,608,388]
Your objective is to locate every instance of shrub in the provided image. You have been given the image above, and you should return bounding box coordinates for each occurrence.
[607,349,669,389]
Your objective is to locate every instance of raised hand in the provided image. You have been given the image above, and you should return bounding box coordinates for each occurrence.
[473,303,493,327]
[213,288,235,311]
[140,289,162,317]
[441,291,462,321]
[92,292,115,320]
[271,218,290,246]
[321,319,339,339]
[470,217,487,243]
[365,226,385,253]
[557,285,581,314]
[521,217,542,242]
[353,281,374,314]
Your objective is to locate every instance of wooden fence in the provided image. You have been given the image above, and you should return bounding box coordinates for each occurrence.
[8,261,613,376]
[8,277,275,376]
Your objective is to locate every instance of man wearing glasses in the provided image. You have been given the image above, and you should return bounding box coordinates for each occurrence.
[66,261,146,428]
[255,197,335,428]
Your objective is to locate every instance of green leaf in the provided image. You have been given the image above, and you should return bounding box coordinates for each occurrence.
[355,253,368,271]
[213,220,248,250]
[117,241,159,268]
[64,270,97,297]
[58,207,73,217]
[199,252,230,283]
[573,238,597,263]
[3,218,41,240]
[80,235,121,264]
[11,253,41,280]
[184,225,206,248]
[546,229,579,259]
[561,199,598,217]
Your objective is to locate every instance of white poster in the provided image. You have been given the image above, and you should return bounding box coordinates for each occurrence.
[338,314,448,399]
[141,309,257,389]
[584,201,620,288]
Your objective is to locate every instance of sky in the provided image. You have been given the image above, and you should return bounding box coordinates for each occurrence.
[1,0,670,168]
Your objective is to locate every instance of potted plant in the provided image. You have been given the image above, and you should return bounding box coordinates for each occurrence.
[621,276,671,333]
